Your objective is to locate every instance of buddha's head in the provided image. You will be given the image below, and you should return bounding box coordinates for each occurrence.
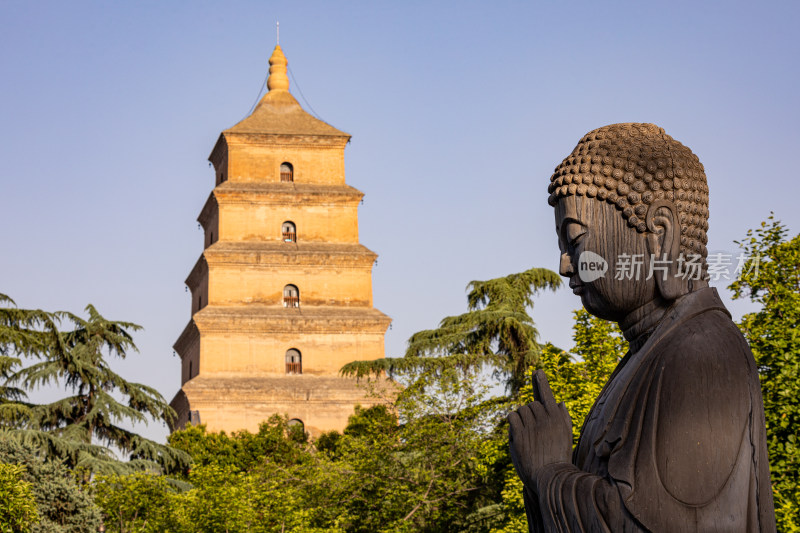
[549,123,710,321]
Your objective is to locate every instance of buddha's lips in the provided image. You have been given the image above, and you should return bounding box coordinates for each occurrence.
[570,281,585,295]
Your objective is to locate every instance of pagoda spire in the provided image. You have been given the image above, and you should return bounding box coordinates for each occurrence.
[267,45,289,92]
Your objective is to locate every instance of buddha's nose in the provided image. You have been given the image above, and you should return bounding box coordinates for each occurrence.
[560,253,575,277]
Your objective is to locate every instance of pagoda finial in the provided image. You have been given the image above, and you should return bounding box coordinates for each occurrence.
[267,44,289,92]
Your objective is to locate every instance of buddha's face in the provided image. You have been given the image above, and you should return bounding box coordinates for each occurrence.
[554,195,658,321]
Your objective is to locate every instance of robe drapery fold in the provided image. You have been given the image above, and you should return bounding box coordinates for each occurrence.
[527,288,775,532]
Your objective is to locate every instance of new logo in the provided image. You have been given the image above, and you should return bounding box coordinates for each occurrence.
[578,251,608,282]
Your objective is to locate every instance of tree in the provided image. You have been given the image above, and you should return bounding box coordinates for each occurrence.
[729,215,800,531]
[159,368,505,532]
[0,296,189,475]
[0,463,39,533]
[0,294,60,424]
[167,416,317,533]
[290,363,501,533]
[335,267,561,531]
[342,267,561,395]
[0,295,105,478]
[101,416,320,533]
[0,438,101,533]
[100,280,625,532]
[94,472,187,533]
[167,415,308,475]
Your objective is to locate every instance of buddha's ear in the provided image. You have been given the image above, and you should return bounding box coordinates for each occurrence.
[645,200,685,300]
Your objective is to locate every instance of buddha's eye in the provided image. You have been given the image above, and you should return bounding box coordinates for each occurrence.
[565,224,586,247]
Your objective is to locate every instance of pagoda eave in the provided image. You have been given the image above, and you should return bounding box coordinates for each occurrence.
[223,131,350,148]
[184,244,378,289]
[192,306,392,334]
[213,182,365,204]
[170,373,397,434]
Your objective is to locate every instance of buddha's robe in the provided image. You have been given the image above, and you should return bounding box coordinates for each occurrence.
[526,288,775,532]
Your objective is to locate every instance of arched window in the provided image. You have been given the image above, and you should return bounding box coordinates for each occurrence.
[282,221,296,242]
[287,418,305,437]
[280,162,293,182]
[285,349,302,374]
[283,284,299,307]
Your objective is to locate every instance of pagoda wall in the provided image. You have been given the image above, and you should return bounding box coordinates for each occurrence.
[196,329,387,376]
[206,264,374,307]
[218,202,359,243]
[180,329,200,383]
[226,140,346,185]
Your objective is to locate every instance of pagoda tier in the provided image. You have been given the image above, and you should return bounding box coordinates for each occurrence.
[174,306,391,381]
[185,243,380,308]
[198,183,365,246]
[170,374,393,435]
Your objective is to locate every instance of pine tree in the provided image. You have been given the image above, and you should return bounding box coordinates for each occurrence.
[341,267,561,395]
[0,294,58,420]
[0,438,101,533]
[1,295,189,475]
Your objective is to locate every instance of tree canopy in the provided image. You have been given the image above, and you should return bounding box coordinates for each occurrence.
[89,294,630,533]
[0,438,101,533]
[0,296,189,476]
[729,215,800,530]
[342,267,562,395]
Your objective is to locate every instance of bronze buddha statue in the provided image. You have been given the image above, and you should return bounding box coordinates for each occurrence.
[509,123,775,532]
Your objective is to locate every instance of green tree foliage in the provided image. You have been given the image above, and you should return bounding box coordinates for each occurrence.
[94,472,185,533]
[97,416,320,532]
[729,215,800,531]
[97,366,505,533]
[317,366,501,532]
[0,439,100,533]
[168,415,308,473]
[0,463,39,533]
[114,307,619,533]
[342,268,561,395]
[0,294,60,424]
[0,295,189,476]
[167,415,317,532]
[183,465,263,533]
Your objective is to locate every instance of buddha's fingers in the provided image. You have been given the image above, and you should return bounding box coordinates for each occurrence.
[532,369,557,409]
[508,410,524,431]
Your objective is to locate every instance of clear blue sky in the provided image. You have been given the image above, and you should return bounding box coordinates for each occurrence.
[2,1,798,444]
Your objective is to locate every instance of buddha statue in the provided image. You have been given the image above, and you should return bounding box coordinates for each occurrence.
[508,123,775,532]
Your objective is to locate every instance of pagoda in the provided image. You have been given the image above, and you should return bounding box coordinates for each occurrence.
[170,45,391,435]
